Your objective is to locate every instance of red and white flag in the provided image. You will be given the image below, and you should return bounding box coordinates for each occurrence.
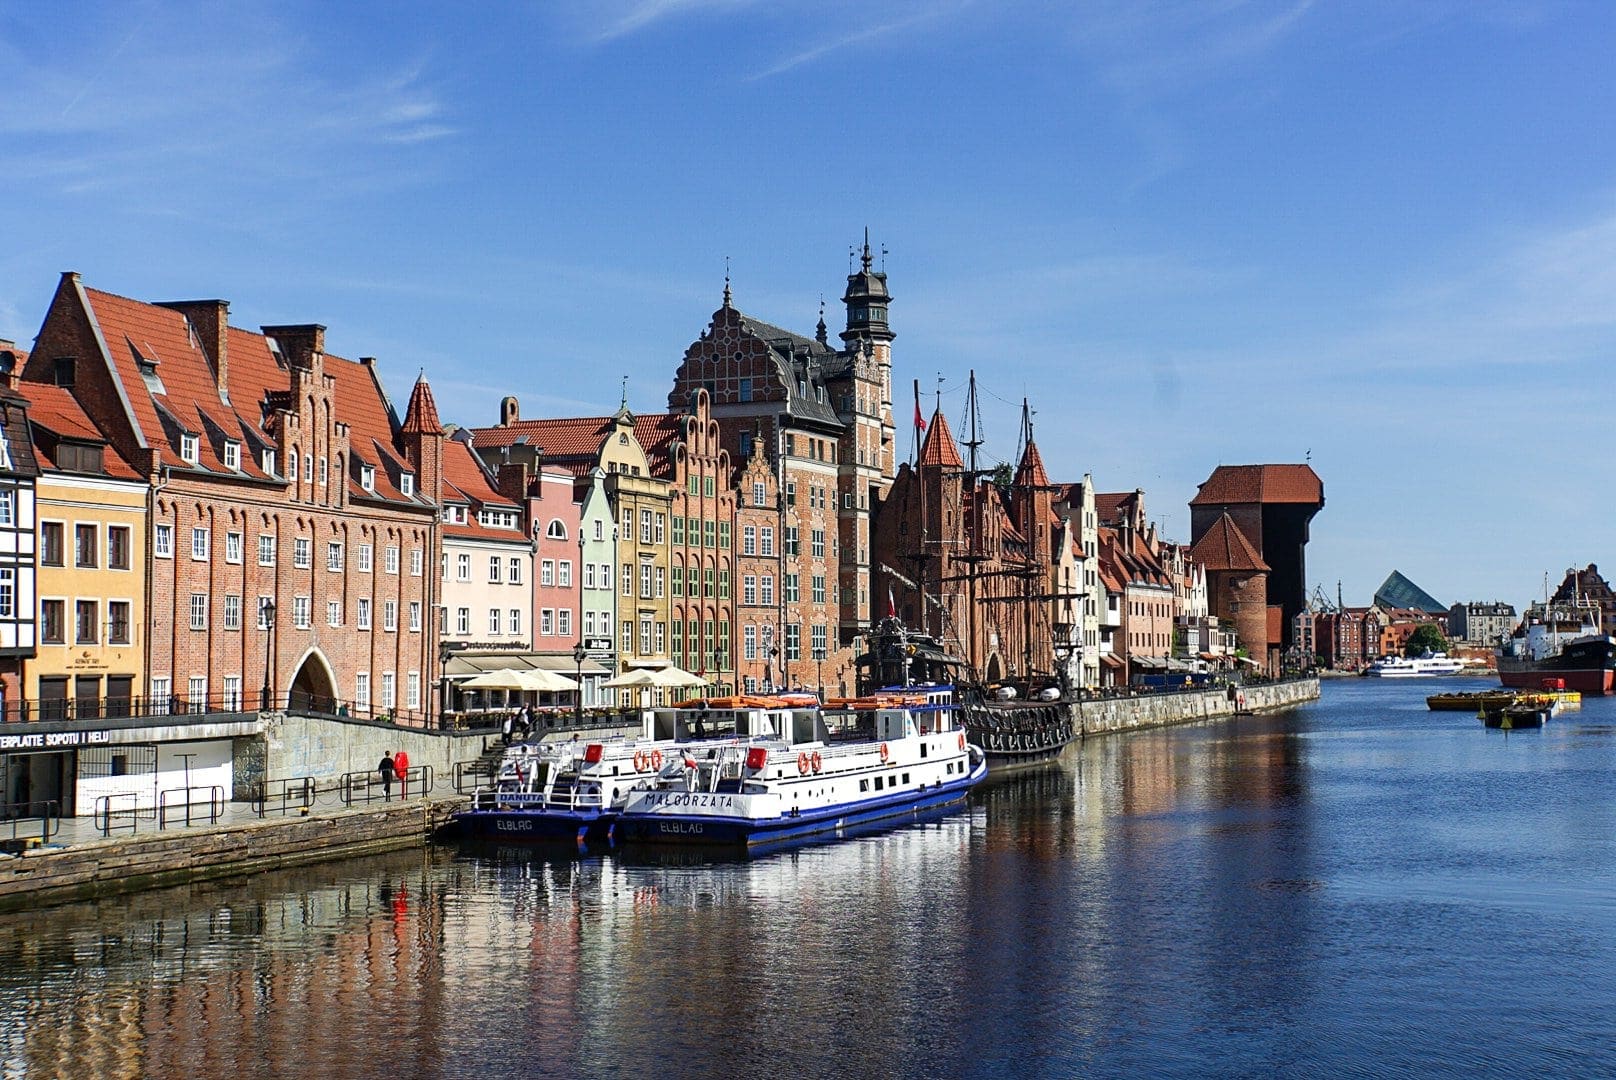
[887,586,898,617]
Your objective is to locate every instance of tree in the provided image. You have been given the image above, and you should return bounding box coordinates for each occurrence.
[1403,623,1449,657]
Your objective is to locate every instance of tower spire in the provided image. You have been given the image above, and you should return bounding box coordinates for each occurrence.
[723,256,732,308]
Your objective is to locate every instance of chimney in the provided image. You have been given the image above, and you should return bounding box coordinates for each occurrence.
[260,324,326,370]
[157,300,230,390]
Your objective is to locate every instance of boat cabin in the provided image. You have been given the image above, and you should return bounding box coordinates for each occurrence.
[645,704,826,745]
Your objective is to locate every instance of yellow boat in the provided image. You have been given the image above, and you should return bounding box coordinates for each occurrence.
[1426,691,1518,712]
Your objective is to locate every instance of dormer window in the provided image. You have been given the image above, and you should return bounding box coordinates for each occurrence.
[262,448,277,475]
[361,465,376,492]
[223,440,241,470]
[400,473,414,497]
[180,434,199,464]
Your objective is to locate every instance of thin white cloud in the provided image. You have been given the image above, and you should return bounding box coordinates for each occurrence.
[568,0,763,43]
[746,3,970,80]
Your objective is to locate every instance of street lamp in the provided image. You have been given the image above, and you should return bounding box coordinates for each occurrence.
[259,598,277,711]
[1053,641,1073,701]
[573,641,588,725]
[814,646,826,700]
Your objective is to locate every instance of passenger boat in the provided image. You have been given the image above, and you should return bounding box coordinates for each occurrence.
[611,686,988,849]
[862,615,1076,770]
[1365,653,1466,677]
[453,699,811,844]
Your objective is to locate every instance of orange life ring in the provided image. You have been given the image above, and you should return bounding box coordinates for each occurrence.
[797,751,811,775]
[958,733,966,751]
[879,743,890,763]
[650,750,663,770]
[810,751,823,774]
[633,750,646,771]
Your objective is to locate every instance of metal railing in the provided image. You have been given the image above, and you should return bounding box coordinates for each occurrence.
[157,785,225,828]
[0,799,61,851]
[453,759,499,795]
[339,765,433,806]
[94,792,148,837]
[253,776,318,817]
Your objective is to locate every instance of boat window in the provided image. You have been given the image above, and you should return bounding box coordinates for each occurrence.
[860,779,869,792]
[903,773,910,784]
[874,776,884,790]
[920,744,927,758]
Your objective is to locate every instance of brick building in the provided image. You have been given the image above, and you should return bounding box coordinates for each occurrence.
[26,275,444,725]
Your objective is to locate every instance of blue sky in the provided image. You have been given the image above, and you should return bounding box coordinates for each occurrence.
[3,1,1613,613]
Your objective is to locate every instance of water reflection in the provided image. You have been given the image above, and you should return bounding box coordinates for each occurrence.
[2,682,1614,1077]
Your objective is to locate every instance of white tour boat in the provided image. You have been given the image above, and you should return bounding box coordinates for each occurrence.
[1364,653,1466,677]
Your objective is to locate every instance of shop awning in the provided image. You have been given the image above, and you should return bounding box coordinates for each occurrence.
[443,651,609,679]
[1100,654,1126,669]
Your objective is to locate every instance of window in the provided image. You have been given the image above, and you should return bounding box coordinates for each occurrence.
[811,624,828,658]
[719,570,730,600]
[223,594,241,631]
[400,474,414,497]
[594,519,604,541]
[704,520,716,548]
[784,574,799,604]
[355,673,370,711]
[319,457,327,484]
[786,623,801,662]
[786,481,796,506]
[327,600,342,627]
[584,562,596,590]
[510,557,523,584]
[456,554,470,581]
[557,560,570,588]
[226,531,243,565]
[622,564,633,596]
[258,534,276,566]
[640,563,653,599]
[304,453,313,483]
[513,608,526,636]
[42,598,66,643]
[293,596,310,629]
[223,441,240,470]
[655,566,665,599]
[154,523,173,558]
[385,546,399,574]
[489,556,502,583]
[327,542,343,571]
[760,527,774,557]
[672,516,685,546]
[76,600,98,644]
[188,676,207,713]
[358,544,373,573]
[293,537,311,569]
[785,527,799,556]
[557,609,570,638]
[672,565,684,597]
[382,672,396,710]
[410,548,423,576]
[621,619,633,654]
[744,624,757,660]
[190,527,209,561]
[357,598,371,630]
[541,560,554,586]
[743,575,757,605]
[383,600,397,632]
[761,575,775,607]
[407,672,421,710]
[489,608,502,635]
[409,602,421,632]
[640,510,653,543]
[743,525,756,556]
[719,521,730,549]
[257,596,274,630]
[361,465,376,492]
[812,529,825,558]
[0,491,12,527]
[753,481,767,507]
[42,522,64,566]
[180,434,199,463]
[640,619,652,654]
[150,676,170,707]
[76,524,97,567]
[188,592,208,630]
[540,608,553,636]
[107,601,132,644]
[655,513,665,544]
[456,608,469,635]
[223,676,242,712]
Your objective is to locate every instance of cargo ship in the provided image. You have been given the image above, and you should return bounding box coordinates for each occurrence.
[1496,598,1616,695]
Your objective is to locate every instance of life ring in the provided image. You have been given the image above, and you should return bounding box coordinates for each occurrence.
[649,750,663,770]
[633,750,646,771]
[797,751,811,775]
[958,733,966,751]
[879,743,890,763]
[810,751,823,774]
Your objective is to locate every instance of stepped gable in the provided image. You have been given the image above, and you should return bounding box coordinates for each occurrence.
[19,383,141,480]
[1191,464,1322,505]
[917,407,963,468]
[1373,570,1445,615]
[1189,513,1269,572]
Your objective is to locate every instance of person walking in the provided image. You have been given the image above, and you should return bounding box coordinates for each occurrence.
[378,751,397,800]
[393,748,410,798]
[501,711,514,745]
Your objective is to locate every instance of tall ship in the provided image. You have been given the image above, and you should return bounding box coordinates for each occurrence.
[1496,595,1616,695]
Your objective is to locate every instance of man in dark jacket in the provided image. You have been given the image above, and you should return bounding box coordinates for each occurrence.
[379,751,397,800]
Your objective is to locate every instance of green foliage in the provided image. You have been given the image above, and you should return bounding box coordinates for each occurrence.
[1403,623,1449,657]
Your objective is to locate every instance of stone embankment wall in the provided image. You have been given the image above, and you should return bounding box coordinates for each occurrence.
[1077,677,1318,737]
[239,713,490,799]
[0,798,466,913]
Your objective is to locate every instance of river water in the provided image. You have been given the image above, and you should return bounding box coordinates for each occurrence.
[2,679,1614,1078]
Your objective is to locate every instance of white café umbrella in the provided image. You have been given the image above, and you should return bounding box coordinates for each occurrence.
[461,668,578,692]
[602,666,706,689]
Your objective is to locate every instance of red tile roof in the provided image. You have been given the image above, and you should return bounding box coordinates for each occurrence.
[917,408,964,469]
[1188,513,1270,572]
[470,412,681,479]
[401,376,443,436]
[20,383,141,479]
[442,439,527,541]
[1190,464,1323,506]
[1096,490,1141,525]
[1013,438,1050,488]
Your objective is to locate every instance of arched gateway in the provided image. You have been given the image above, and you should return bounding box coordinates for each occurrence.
[287,649,338,713]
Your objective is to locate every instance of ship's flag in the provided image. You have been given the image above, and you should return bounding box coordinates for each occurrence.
[914,398,926,432]
[887,586,897,617]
